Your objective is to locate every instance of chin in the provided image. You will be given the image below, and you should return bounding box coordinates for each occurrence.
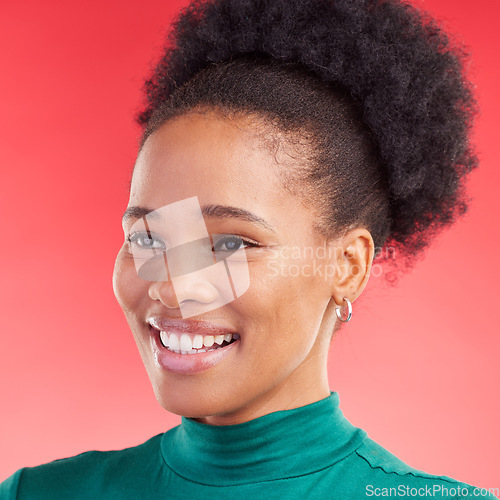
[153,384,226,419]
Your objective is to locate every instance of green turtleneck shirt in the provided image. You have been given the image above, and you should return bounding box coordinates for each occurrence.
[1,392,497,499]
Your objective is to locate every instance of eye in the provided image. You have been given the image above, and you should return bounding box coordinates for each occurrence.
[212,235,259,253]
[126,232,165,251]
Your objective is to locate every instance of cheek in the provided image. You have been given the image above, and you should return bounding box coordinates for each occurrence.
[112,248,148,316]
[264,258,329,336]
[237,258,325,340]
[233,266,324,385]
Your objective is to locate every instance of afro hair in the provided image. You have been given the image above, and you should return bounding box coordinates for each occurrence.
[136,0,478,283]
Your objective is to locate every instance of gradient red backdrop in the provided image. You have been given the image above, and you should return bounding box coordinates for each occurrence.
[1,0,499,489]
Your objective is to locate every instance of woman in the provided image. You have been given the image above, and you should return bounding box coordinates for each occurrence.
[1,0,497,498]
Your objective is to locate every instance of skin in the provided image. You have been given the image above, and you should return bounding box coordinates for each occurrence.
[112,110,374,426]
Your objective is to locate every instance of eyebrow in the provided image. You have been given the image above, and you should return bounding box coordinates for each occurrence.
[122,204,275,233]
[122,206,162,221]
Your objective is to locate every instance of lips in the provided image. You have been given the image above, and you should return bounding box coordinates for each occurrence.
[146,317,241,373]
[147,316,237,337]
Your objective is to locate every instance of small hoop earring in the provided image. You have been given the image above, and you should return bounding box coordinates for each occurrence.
[335,297,352,323]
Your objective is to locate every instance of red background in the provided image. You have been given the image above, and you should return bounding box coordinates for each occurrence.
[1,0,499,488]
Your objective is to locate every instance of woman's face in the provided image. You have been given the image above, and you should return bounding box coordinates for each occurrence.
[113,111,344,425]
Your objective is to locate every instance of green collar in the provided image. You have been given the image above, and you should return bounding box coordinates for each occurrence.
[161,391,367,486]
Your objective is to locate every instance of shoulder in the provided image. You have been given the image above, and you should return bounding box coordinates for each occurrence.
[0,433,165,500]
[348,436,498,499]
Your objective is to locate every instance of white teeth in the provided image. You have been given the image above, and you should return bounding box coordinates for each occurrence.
[159,331,240,354]
[203,335,215,347]
[169,333,180,350]
[160,331,169,348]
[179,333,193,351]
[192,334,203,349]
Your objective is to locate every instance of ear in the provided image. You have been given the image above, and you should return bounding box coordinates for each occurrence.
[329,228,375,309]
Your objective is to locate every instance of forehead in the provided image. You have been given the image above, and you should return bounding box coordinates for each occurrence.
[130,112,292,210]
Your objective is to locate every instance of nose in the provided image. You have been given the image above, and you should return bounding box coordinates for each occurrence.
[148,272,220,309]
[141,233,238,317]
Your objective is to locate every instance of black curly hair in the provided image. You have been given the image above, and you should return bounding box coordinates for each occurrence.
[135,0,478,284]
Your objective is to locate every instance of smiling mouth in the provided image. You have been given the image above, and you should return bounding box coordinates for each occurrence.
[150,325,240,355]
